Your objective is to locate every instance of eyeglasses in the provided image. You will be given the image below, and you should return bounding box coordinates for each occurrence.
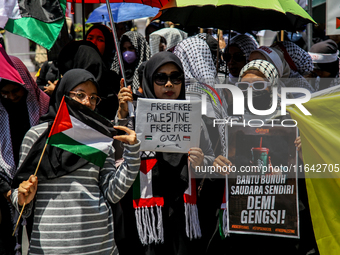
[153,72,184,86]
[223,52,246,63]
[235,81,271,91]
[69,91,101,106]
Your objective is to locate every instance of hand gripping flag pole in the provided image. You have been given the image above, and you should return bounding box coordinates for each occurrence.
[12,143,48,236]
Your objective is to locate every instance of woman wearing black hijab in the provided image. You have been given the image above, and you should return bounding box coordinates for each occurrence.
[58,40,121,120]
[117,51,214,255]
[11,69,140,255]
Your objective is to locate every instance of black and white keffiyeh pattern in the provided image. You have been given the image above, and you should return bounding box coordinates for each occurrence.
[149,28,188,56]
[229,34,259,62]
[239,60,283,120]
[286,69,315,92]
[239,59,279,86]
[281,41,313,75]
[174,34,227,156]
[111,31,150,93]
[257,45,315,93]
[0,56,49,182]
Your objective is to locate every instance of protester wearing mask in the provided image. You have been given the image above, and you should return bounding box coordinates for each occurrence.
[85,24,115,68]
[111,31,150,94]
[308,39,340,91]
[237,59,281,121]
[0,46,49,255]
[207,59,318,255]
[11,69,140,255]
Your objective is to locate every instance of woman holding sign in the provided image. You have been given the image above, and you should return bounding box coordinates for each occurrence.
[10,69,141,255]
[207,60,317,255]
[117,51,215,255]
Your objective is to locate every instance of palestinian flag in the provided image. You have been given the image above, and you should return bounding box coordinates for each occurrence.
[132,156,201,245]
[47,96,116,167]
[1,0,66,50]
[145,135,152,140]
[337,17,340,29]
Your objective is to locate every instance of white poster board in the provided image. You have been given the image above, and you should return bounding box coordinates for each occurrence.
[326,0,340,35]
[136,98,201,153]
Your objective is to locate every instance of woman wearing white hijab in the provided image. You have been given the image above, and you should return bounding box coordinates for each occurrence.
[149,28,188,56]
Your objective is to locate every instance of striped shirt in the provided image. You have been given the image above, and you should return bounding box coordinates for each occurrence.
[11,122,141,255]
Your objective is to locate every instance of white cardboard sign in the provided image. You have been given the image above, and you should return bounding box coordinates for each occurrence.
[136,98,201,153]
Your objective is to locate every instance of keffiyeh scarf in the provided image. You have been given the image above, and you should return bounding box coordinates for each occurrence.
[133,151,201,245]
[0,56,49,182]
[174,33,227,156]
[276,41,313,75]
[239,59,279,86]
[149,28,188,56]
[229,34,259,62]
[111,31,150,93]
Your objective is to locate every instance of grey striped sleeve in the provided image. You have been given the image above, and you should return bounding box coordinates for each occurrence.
[99,140,141,204]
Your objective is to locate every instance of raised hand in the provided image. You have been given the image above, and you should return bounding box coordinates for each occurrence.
[44,80,58,96]
[117,79,133,119]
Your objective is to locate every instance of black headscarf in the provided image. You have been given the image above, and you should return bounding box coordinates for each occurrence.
[12,69,99,188]
[57,40,120,119]
[141,51,188,210]
[85,24,115,67]
[142,51,185,99]
[40,69,99,122]
[58,40,104,82]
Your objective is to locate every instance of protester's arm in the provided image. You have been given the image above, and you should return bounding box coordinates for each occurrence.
[10,124,46,216]
[99,126,141,204]
[117,78,133,119]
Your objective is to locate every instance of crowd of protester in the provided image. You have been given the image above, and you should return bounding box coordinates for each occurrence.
[0,19,339,255]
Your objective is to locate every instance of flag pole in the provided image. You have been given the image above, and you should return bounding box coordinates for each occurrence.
[105,0,135,117]
[12,142,49,236]
[82,0,85,39]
